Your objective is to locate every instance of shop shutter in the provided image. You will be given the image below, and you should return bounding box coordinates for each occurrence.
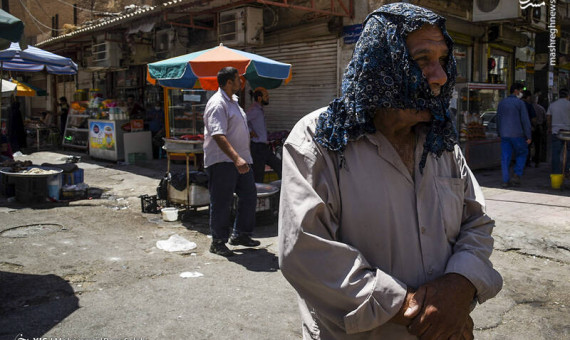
[250,35,339,132]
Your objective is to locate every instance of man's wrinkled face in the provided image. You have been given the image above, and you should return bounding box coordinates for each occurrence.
[406,25,449,97]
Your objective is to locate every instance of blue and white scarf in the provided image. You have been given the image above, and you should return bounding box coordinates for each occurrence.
[314,2,458,172]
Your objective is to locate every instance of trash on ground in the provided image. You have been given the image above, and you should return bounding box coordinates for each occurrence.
[156,234,197,252]
[180,271,203,278]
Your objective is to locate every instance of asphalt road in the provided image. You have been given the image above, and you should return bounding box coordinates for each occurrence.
[0,151,568,340]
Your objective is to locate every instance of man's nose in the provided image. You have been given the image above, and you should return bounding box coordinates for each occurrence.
[424,62,447,89]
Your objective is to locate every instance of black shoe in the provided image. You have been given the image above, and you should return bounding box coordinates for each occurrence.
[501,182,510,188]
[510,174,521,186]
[209,240,234,257]
[229,234,261,247]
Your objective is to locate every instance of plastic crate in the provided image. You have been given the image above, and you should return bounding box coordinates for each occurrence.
[62,168,84,185]
[61,188,86,200]
[128,152,147,164]
[140,194,167,214]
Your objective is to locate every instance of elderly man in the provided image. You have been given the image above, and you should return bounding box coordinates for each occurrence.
[247,87,282,182]
[278,3,502,340]
[203,67,260,257]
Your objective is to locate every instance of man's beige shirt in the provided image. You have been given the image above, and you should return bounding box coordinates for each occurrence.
[278,109,503,339]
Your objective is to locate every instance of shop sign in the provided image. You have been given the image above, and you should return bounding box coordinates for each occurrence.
[343,24,362,44]
[89,121,116,151]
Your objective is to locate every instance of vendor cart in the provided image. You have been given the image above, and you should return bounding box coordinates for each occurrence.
[147,44,291,215]
[163,138,208,210]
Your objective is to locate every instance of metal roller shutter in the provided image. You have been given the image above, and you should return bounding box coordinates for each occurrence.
[249,35,339,132]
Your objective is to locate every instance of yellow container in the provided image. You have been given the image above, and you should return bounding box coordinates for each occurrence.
[550,174,564,189]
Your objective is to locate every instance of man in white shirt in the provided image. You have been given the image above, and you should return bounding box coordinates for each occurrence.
[546,88,570,174]
[203,67,260,257]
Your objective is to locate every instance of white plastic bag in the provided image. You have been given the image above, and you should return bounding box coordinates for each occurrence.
[156,234,197,253]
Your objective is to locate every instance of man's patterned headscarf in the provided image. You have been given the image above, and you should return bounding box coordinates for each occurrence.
[314,3,457,171]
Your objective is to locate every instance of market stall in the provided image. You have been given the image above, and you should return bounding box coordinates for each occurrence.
[147,44,292,209]
[0,42,78,146]
[456,82,507,170]
[66,91,153,162]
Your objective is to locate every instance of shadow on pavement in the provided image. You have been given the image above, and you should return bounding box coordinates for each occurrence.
[0,271,79,339]
[228,248,279,272]
[474,164,570,197]
[181,209,278,239]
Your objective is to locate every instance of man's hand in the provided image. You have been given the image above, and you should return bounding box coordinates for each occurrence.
[234,156,250,174]
[526,139,532,145]
[390,288,421,326]
[406,273,476,340]
[212,135,250,174]
[449,315,474,340]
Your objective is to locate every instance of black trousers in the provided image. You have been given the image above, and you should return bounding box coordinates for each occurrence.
[250,142,282,183]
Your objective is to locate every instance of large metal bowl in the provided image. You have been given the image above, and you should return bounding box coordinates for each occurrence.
[0,166,63,178]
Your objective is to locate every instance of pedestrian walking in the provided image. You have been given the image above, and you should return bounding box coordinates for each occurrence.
[203,67,260,257]
[521,90,537,167]
[532,91,547,167]
[58,96,69,137]
[278,3,502,339]
[546,88,570,175]
[246,87,282,183]
[497,82,532,187]
[7,95,25,152]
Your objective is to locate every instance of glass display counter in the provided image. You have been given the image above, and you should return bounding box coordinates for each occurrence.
[165,89,209,138]
[455,83,507,169]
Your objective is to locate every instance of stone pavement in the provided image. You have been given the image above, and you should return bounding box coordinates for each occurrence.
[0,150,568,340]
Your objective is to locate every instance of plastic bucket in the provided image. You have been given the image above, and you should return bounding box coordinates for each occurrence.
[550,174,564,189]
[161,207,179,222]
[47,174,61,200]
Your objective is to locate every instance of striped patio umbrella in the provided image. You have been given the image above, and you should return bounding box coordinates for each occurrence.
[147,44,292,90]
[0,42,78,74]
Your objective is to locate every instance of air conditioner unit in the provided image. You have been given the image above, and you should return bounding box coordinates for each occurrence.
[218,7,263,46]
[560,38,570,55]
[527,6,547,31]
[474,1,548,31]
[91,41,121,67]
[473,0,520,22]
[156,30,175,52]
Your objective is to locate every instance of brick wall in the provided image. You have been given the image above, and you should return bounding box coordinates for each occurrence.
[3,0,149,42]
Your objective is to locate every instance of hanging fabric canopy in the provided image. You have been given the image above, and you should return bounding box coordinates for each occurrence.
[0,9,24,50]
[0,42,78,75]
[8,79,47,96]
[147,44,292,91]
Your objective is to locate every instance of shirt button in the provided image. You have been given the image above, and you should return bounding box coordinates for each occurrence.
[420,226,426,234]
[427,268,433,275]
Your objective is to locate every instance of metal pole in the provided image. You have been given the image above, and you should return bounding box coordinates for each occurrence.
[1,61,3,134]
